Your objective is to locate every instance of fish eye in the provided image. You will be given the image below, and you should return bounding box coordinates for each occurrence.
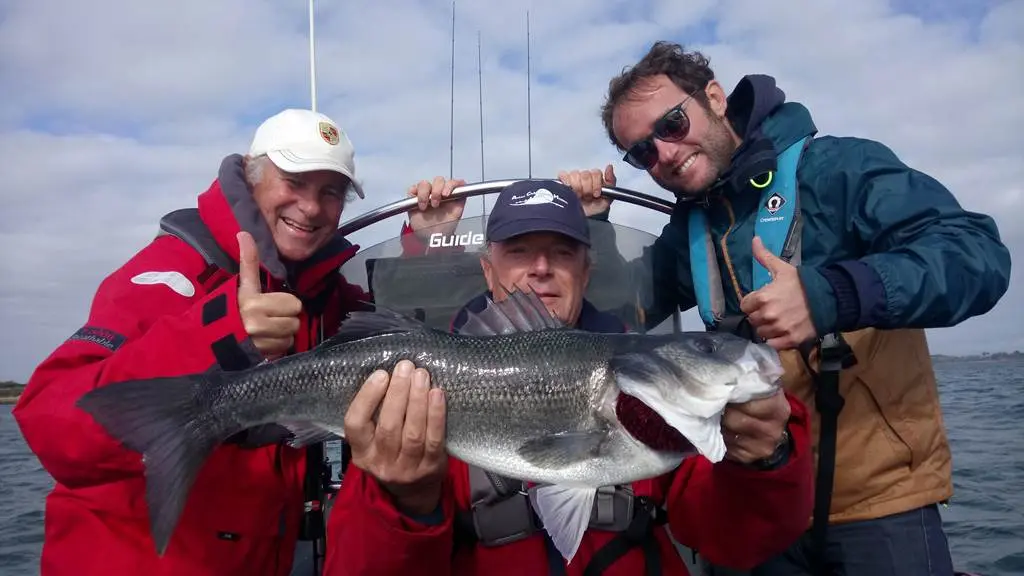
[691,337,719,355]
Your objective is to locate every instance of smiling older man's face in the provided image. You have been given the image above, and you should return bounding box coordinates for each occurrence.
[480,231,590,326]
[247,156,351,263]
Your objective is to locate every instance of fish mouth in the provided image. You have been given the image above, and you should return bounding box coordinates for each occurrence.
[614,393,695,454]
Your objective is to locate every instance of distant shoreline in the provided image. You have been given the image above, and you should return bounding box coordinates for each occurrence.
[1,381,25,405]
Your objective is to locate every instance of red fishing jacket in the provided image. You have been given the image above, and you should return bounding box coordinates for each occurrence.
[13,155,369,576]
[322,235,816,576]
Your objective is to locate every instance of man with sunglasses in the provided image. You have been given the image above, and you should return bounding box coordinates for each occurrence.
[559,41,1010,576]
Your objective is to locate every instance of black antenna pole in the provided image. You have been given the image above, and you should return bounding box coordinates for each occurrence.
[449,0,456,179]
[526,10,532,179]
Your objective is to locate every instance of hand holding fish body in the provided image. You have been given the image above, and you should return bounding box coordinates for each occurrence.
[76,289,786,563]
[345,360,448,516]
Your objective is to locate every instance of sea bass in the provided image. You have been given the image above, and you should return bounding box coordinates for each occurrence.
[76,289,784,563]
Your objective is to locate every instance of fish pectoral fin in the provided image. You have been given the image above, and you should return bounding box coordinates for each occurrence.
[456,286,566,337]
[529,484,596,564]
[517,430,608,468]
[281,421,345,448]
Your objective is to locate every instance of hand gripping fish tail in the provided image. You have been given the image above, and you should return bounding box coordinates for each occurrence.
[75,287,785,564]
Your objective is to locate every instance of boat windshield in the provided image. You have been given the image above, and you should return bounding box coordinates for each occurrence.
[338,214,676,335]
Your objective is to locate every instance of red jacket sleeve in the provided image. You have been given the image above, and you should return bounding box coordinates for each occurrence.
[665,392,814,570]
[323,465,456,575]
[12,236,260,489]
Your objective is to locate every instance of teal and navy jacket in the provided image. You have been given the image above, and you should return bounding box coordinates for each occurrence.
[614,74,1011,336]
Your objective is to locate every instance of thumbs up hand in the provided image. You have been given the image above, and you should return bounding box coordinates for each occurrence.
[236,231,303,360]
[739,236,817,351]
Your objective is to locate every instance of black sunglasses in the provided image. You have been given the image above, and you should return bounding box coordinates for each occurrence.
[622,90,702,170]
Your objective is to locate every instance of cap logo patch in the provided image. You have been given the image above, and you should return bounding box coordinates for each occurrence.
[508,188,567,208]
[318,121,340,145]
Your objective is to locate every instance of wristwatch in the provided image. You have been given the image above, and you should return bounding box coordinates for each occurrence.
[748,428,792,471]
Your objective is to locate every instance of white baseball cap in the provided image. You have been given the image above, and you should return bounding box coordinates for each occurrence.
[248,108,365,199]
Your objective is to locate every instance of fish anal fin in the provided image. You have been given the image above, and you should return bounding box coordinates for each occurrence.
[281,421,345,448]
[529,484,596,564]
[516,430,608,468]
[456,287,566,337]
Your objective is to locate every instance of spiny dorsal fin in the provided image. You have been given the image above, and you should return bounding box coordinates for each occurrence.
[457,286,566,337]
[327,303,433,346]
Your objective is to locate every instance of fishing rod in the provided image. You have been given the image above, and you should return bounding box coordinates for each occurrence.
[478,31,487,220]
[308,0,318,112]
[526,10,533,179]
[449,0,456,180]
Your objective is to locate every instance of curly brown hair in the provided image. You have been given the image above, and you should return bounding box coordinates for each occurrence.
[601,41,715,150]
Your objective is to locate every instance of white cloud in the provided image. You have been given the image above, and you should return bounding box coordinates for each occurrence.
[1,0,1021,381]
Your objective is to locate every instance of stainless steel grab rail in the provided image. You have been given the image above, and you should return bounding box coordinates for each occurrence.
[338,179,675,237]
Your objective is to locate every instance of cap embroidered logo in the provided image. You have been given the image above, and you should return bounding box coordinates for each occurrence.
[318,121,340,146]
[508,188,567,208]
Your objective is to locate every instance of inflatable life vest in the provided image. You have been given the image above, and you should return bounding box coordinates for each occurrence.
[685,135,857,574]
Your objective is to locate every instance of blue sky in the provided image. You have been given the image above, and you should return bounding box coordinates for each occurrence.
[1,0,1022,381]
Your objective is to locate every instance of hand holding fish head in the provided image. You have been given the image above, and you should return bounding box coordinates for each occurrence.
[722,389,792,465]
[344,359,448,515]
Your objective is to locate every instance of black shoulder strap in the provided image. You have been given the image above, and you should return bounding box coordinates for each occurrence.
[802,333,856,574]
[582,496,666,576]
[157,208,239,275]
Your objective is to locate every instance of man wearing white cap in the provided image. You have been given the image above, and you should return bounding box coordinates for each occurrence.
[14,109,429,575]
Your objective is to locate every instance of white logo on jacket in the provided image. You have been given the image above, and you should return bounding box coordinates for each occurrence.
[508,188,567,208]
[130,271,196,298]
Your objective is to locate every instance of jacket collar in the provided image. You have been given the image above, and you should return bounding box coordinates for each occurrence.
[196,154,359,297]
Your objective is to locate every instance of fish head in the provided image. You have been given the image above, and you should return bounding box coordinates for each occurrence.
[609,332,785,461]
[649,332,784,397]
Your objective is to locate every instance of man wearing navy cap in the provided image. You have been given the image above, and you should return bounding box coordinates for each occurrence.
[461,179,614,328]
[325,179,814,576]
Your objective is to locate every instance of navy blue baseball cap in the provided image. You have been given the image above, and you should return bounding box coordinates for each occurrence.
[485,180,591,247]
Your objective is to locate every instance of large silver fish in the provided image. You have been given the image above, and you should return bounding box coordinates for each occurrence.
[77,289,784,562]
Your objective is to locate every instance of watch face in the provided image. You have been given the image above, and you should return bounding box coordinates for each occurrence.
[753,429,791,471]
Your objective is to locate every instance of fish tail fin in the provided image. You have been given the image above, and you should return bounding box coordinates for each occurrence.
[529,484,596,565]
[76,372,227,555]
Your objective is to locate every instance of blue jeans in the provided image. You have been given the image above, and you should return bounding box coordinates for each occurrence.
[705,504,956,576]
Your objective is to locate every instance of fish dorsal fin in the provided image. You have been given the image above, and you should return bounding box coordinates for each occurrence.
[457,286,566,337]
[327,303,433,346]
